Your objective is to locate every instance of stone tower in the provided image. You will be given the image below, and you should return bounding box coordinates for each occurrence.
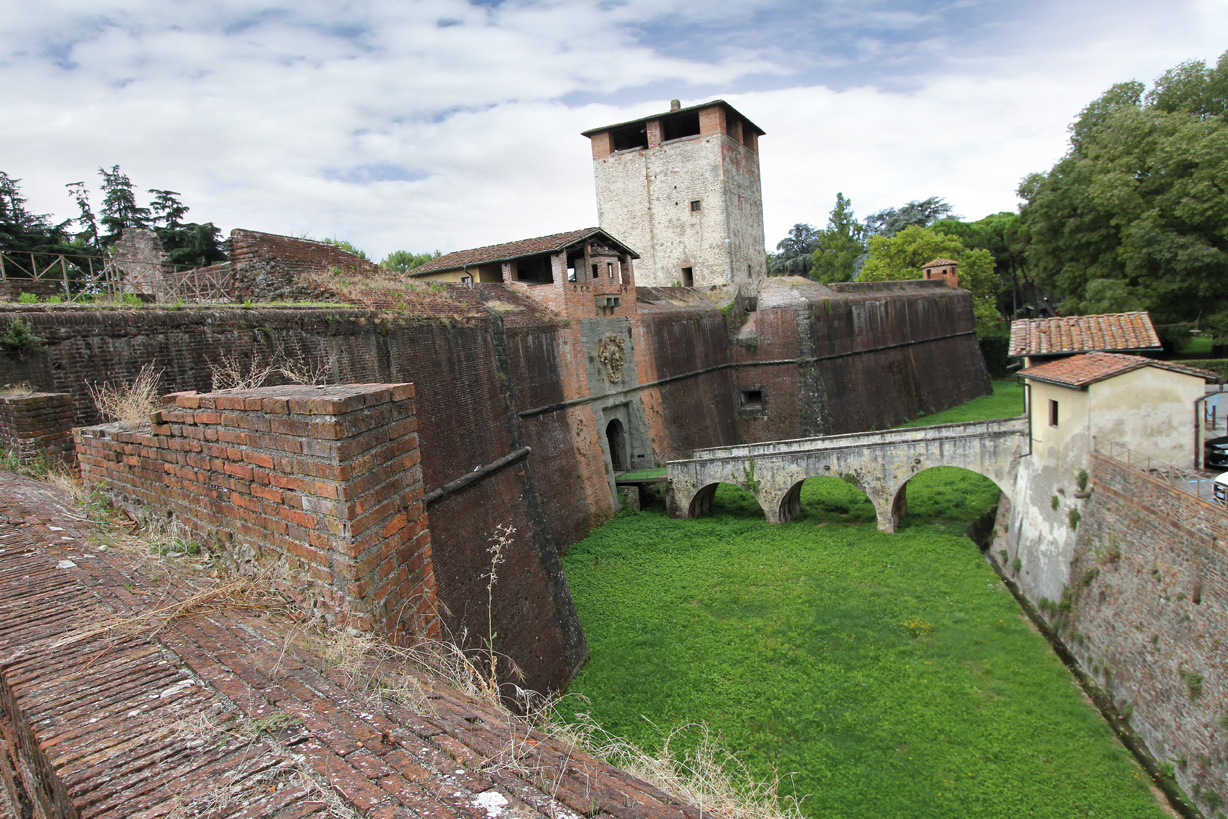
[582,99,767,291]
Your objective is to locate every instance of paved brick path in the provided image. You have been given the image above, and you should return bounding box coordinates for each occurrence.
[0,471,702,819]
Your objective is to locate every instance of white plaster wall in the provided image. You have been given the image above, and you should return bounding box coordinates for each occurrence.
[1087,367,1203,467]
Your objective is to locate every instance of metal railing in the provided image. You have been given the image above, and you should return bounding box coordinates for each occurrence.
[1092,439,1210,501]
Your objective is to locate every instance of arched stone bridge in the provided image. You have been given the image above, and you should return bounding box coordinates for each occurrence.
[667,418,1029,532]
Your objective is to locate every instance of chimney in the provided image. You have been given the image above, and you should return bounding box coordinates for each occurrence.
[670,99,681,111]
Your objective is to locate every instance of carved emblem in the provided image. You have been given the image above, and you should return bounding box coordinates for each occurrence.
[597,334,627,384]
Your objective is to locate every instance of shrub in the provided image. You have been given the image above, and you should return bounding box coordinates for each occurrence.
[17,292,38,304]
[0,318,44,360]
[1068,508,1081,530]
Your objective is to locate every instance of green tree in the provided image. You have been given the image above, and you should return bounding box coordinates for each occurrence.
[859,225,1000,335]
[1020,50,1228,345]
[769,223,821,276]
[98,165,151,246]
[148,189,189,229]
[810,193,866,283]
[0,172,71,254]
[863,196,955,238]
[932,212,1031,318]
[380,249,441,272]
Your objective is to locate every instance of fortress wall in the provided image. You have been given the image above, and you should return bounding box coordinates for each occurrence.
[0,306,585,693]
[1059,454,1227,814]
[738,288,992,439]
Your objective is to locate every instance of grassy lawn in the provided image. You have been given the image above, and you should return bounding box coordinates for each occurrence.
[897,379,1025,427]
[557,379,1165,819]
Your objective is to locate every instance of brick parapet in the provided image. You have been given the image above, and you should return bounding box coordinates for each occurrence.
[1062,453,1227,813]
[74,383,439,642]
[0,392,74,467]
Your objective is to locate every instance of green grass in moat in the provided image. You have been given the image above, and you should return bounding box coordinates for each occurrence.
[556,379,1164,819]
[896,379,1025,427]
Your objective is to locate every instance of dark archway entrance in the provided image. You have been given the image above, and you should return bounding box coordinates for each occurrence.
[606,419,627,472]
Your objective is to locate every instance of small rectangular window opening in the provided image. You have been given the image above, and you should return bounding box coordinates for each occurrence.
[680,267,694,287]
[591,264,599,279]
[607,262,614,279]
[690,200,701,212]
[1048,399,1059,428]
[661,111,701,141]
[742,390,763,409]
[611,125,648,152]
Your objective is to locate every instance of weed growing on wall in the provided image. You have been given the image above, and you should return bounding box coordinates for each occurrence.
[88,363,162,427]
[0,317,44,360]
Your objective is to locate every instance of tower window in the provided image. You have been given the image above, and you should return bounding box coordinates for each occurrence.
[690,200,702,212]
[661,111,701,141]
[611,124,648,152]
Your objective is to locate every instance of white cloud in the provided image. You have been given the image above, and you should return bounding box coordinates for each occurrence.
[0,0,1224,261]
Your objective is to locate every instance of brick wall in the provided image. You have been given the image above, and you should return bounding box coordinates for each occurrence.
[227,229,382,302]
[1061,453,1227,813]
[76,383,439,641]
[0,393,74,467]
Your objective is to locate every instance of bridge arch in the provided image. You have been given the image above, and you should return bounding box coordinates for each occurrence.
[686,482,765,519]
[774,474,877,526]
[885,465,1010,533]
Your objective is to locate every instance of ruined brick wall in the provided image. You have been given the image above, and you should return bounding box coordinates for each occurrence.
[1060,454,1227,814]
[227,229,381,302]
[0,393,74,467]
[75,384,438,641]
[111,227,173,301]
[1,306,587,693]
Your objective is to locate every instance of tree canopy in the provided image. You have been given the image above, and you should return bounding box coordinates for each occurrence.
[768,223,821,276]
[380,249,441,272]
[1019,50,1228,342]
[809,193,866,283]
[863,196,956,238]
[0,173,72,255]
[859,225,1000,335]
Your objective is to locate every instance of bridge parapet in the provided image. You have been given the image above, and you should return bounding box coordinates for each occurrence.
[668,417,1028,532]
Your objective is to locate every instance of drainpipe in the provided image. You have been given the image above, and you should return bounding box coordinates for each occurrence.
[1194,382,1226,469]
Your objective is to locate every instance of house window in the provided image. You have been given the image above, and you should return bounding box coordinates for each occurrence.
[681,267,694,287]
[460,274,472,286]
[1048,399,1059,428]
[690,200,701,212]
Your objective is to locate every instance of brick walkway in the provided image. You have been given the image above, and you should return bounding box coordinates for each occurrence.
[0,471,702,819]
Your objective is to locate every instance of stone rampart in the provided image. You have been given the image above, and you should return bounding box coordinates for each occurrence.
[75,383,439,641]
[1057,453,1227,814]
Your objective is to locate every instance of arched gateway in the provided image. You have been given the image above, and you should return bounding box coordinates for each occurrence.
[667,418,1028,533]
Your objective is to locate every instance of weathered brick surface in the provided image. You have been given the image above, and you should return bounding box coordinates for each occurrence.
[0,471,704,819]
[75,383,439,642]
[1062,454,1228,813]
[0,393,74,467]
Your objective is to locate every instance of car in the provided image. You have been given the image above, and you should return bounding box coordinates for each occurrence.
[1216,473,1228,505]
[1206,436,1228,469]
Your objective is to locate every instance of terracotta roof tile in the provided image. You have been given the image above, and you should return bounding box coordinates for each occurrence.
[1009,312,1161,357]
[1018,352,1219,388]
[922,258,958,268]
[409,228,636,276]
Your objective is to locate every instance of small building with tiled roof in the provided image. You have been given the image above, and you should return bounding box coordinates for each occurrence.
[1018,352,1216,470]
[408,227,640,320]
[921,257,959,289]
[1009,311,1162,365]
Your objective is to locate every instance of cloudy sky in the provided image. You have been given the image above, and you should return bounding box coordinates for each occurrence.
[2,0,1225,260]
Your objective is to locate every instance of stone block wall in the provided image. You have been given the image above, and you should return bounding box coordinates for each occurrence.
[0,392,74,467]
[1060,453,1227,813]
[75,383,439,642]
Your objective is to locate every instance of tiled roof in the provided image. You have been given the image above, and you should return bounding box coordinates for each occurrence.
[922,258,958,267]
[1008,312,1161,357]
[581,99,765,137]
[409,228,636,276]
[1018,352,1219,388]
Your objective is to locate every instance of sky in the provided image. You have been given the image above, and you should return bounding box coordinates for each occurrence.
[2,0,1225,261]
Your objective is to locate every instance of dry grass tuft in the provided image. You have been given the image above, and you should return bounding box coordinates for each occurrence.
[54,574,287,648]
[557,716,805,819]
[0,382,35,397]
[89,363,163,427]
[208,352,278,391]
